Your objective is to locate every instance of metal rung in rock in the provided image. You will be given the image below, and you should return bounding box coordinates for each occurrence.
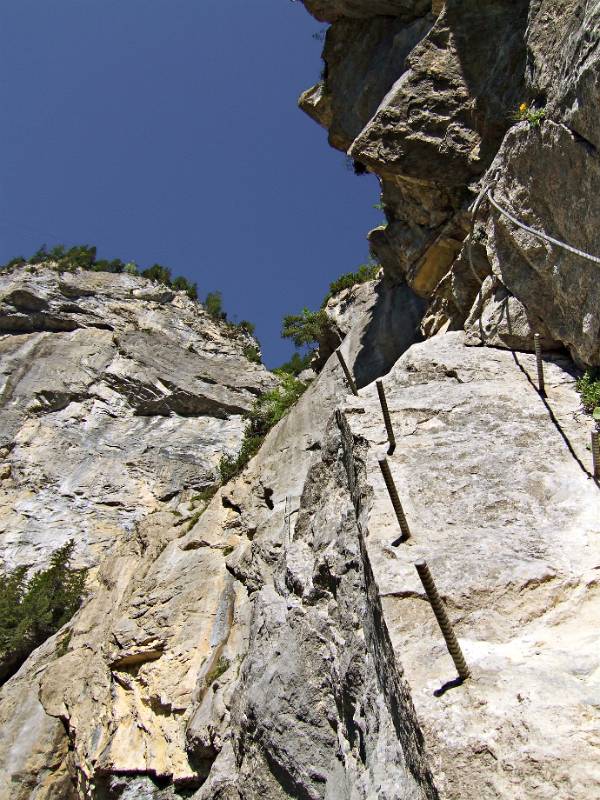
[336,350,358,396]
[415,559,470,682]
[376,380,396,455]
[378,458,410,542]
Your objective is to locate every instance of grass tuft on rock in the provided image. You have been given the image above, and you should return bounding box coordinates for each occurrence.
[205,655,230,686]
[320,261,380,307]
[576,368,600,425]
[219,373,307,483]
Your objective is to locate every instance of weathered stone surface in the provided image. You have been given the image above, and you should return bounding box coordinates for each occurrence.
[320,279,427,384]
[300,15,433,153]
[527,0,600,150]
[0,280,424,798]
[301,0,431,24]
[4,2,600,797]
[420,234,491,337]
[342,332,600,799]
[0,266,275,573]
[464,276,562,352]
[349,0,529,185]
[483,121,600,365]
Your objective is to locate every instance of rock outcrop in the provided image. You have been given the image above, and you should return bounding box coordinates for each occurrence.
[301,0,600,368]
[0,266,274,573]
[2,1,600,798]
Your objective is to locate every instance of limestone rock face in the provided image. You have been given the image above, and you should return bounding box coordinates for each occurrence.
[1,265,598,799]
[481,121,600,365]
[299,15,433,153]
[0,278,425,799]
[340,333,600,799]
[3,1,600,797]
[0,266,275,572]
[349,1,529,185]
[301,0,431,24]
[299,0,600,366]
[317,278,427,382]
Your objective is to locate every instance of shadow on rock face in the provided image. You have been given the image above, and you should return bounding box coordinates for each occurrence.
[353,281,427,388]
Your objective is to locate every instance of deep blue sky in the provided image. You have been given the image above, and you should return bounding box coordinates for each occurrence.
[0,0,381,366]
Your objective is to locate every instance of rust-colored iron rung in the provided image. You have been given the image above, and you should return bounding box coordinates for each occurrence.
[415,559,470,681]
[534,334,546,397]
[376,380,396,455]
[591,431,600,479]
[336,350,358,396]
[378,458,410,542]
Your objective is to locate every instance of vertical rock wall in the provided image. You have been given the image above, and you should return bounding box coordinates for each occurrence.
[300,0,600,367]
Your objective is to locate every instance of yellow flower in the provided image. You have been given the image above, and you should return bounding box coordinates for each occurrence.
[519,103,528,113]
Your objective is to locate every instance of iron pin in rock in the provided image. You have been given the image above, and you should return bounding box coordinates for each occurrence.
[376,380,396,455]
[534,333,546,397]
[378,458,411,542]
[415,559,470,682]
[592,431,600,479]
[336,350,358,396]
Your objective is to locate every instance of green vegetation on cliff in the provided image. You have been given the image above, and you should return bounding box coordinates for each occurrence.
[576,369,600,424]
[280,261,381,367]
[2,244,199,300]
[276,351,313,376]
[219,372,307,483]
[2,247,263,362]
[282,307,331,350]
[320,261,380,307]
[0,540,87,684]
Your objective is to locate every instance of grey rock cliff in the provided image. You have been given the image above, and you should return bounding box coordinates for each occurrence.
[300,0,600,367]
[2,1,600,798]
[0,266,275,573]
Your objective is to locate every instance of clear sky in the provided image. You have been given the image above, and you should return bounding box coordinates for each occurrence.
[0,0,382,366]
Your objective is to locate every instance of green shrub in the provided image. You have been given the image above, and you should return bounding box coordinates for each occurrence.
[172,275,198,300]
[25,244,97,272]
[93,258,125,274]
[219,433,263,484]
[5,256,26,270]
[141,263,172,285]
[205,291,226,321]
[219,374,307,483]
[238,320,256,336]
[0,540,87,684]
[1,245,200,303]
[282,307,331,350]
[321,261,380,307]
[243,344,262,364]
[276,351,313,376]
[576,369,600,423]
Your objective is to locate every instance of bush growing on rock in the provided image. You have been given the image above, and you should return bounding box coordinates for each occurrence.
[282,262,381,360]
[576,369,600,426]
[204,291,226,321]
[242,344,262,364]
[1,244,199,299]
[282,307,331,350]
[171,275,198,300]
[0,540,87,684]
[219,373,307,483]
[141,263,172,284]
[276,351,313,376]
[320,261,381,307]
